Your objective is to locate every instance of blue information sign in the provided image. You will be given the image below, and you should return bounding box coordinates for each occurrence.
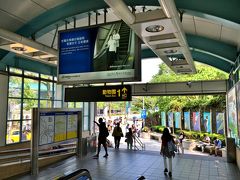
[141,109,146,119]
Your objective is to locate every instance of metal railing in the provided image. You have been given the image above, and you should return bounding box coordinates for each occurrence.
[133,134,145,151]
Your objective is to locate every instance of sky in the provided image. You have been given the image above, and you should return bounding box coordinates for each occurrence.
[140,58,162,83]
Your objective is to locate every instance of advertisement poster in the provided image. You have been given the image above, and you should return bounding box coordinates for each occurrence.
[192,112,200,131]
[203,112,211,133]
[227,87,237,138]
[54,113,67,142]
[168,112,173,127]
[216,112,225,134]
[161,112,166,126]
[58,21,140,83]
[67,112,78,139]
[174,112,181,128]
[184,112,191,130]
[39,113,54,145]
[237,82,240,136]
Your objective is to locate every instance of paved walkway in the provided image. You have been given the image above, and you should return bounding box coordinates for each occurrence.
[18,138,240,180]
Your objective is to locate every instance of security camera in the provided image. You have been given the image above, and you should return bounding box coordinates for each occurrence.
[186,81,192,87]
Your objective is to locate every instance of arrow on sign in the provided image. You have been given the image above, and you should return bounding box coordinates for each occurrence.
[122,87,128,93]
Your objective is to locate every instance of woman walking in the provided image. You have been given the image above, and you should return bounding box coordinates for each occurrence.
[125,128,133,150]
[112,123,123,149]
[160,127,176,177]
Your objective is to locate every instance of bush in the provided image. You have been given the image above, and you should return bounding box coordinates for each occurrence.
[151,125,165,133]
[142,126,150,132]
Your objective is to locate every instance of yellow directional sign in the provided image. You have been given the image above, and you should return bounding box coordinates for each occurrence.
[65,85,132,102]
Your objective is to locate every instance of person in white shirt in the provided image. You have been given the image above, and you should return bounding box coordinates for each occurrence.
[107,35,117,69]
[201,134,211,152]
[112,29,120,61]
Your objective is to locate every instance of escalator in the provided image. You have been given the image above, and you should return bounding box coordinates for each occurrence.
[93,22,133,71]
[109,22,131,70]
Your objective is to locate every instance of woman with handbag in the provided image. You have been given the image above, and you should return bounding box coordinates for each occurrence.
[112,123,123,149]
[160,127,176,177]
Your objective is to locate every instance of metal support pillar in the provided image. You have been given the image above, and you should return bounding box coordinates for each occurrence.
[88,12,91,26]
[51,24,58,48]
[104,8,107,23]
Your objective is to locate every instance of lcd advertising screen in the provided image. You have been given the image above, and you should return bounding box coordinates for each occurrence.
[203,112,211,133]
[227,87,237,138]
[58,21,141,84]
[161,112,166,127]
[184,112,191,130]
[216,112,224,134]
[174,112,181,129]
[192,112,200,131]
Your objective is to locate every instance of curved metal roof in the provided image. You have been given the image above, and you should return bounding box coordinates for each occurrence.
[0,0,239,74]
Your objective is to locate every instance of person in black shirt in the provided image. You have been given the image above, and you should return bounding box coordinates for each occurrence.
[93,118,108,158]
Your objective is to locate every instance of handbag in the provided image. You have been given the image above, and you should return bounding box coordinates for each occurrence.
[168,140,177,152]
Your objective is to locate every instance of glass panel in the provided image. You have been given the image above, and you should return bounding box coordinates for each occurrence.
[9,67,22,74]
[54,84,62,100]
[6,121,20,144]
[84,102,89,115]
[9,76,22,97]
[8,98,21,120]
[24,70,39,77]
[40,100,52,108]
[24,78,39,99]
[76,102,83,108]
[40,81,53,99]
[68,102,75,108]
[54,101,62,108]
[83,116,89,131]
[23,99,38,119]
[21,120,32,142]
[41,74,52,80]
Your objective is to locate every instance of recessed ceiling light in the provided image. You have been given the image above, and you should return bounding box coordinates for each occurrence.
[145,25,164,32]
[164,49,177,54]
[11,46,27,52]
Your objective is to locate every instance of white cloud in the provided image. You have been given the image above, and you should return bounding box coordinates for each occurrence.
[141,58,162,83]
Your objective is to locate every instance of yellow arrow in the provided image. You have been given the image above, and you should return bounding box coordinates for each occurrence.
[122,87,127,93]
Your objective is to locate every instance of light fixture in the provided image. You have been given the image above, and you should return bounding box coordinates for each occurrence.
[145,25,164,32]
[164,49,177,54]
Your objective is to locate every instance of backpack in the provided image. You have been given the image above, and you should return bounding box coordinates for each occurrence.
[168,140,177,152]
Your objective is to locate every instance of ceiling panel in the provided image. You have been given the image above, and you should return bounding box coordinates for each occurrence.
[0,11,25,31]
[31,0,69,10]
[36,33,54,47]
[195,18,221,39]
[221,26,240,46]
[0,0,46,22]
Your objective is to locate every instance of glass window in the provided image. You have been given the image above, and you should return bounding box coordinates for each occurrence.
[9,67,22,74]
[24,78,39,99]
[24,70,39,78]
[41,74,52,80]
[68,102,75,108]
[40,100,52,108]
[40,81,53,99]
[6,121,20,144]
[9,76,22,97]
[22,120,32,142]
[8,98,21,120]
[76,102,83,108]
[54,84,62,100]
[23,99,38,119]
[54,101,62,108]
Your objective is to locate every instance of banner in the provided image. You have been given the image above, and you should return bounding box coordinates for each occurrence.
[168,112,173,127]
[216,112,224,134]
[192,112,200,131]
[184,112,191,130]
[227,87,237,138]
[203,112,211,133]
[161,112,166,127]
[237,82,240,136]
[174,112,181,128]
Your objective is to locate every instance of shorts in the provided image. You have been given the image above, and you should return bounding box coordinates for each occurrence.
[98,136,107,145]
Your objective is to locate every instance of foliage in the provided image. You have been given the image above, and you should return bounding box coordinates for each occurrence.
[143,63,228,112]
[151,125,165,133]
[142,126,150,132]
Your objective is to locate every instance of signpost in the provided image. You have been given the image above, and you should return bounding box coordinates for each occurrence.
[65,85,132,102]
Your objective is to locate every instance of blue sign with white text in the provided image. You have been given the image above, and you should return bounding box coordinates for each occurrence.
[141,109,146,119]
[59,28,98,74]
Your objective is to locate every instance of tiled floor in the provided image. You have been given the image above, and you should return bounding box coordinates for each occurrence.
[18,147,240,180]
